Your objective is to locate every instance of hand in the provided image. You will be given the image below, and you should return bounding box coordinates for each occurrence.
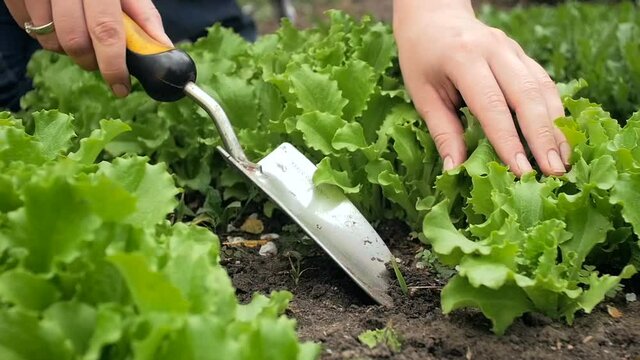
[393,0,570,177]
[4,0,172,98]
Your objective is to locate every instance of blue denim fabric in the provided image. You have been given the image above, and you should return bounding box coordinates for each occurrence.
[155,0,256,42]
[0,4,40,111]
[0,0,256,110]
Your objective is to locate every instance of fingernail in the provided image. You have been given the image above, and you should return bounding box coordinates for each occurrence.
[560,142,572,166]
[443,156,454,171]
[111,83,129,98]
[161,35,174,47]
[515,153,533,175]
[547,149,566,174]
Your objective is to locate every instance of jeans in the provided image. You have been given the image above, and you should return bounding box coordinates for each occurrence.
[0,0,256,111]
[0,4,40,111]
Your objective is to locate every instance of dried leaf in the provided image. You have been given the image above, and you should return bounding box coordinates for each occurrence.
[240,216,264,234]
[607,305,623,318]
[223,237,269,248]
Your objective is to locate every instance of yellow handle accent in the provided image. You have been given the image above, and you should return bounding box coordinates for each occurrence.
[123,13,172,55]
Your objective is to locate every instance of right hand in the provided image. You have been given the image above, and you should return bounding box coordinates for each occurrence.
[4,0,173,98]
[393,0,570,177]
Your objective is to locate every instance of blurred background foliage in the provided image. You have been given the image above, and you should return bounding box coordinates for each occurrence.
[237,0,626,34]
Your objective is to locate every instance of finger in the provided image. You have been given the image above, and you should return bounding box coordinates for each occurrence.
[448,60,533,177]
[52,0,98,70]
[83,0,130,97]
[521,56,571,165]
[4,0,30,29]
[24,0,62,52]
[122,0,173,46]
[415,85,467,171]
[489,51,566,176]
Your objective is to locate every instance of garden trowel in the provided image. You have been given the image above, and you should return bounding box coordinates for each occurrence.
[123,14,394,307]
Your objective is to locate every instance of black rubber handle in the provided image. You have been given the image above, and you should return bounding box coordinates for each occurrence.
[123,14,196,102]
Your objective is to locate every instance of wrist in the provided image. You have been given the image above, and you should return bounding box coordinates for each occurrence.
[393,0,475,27]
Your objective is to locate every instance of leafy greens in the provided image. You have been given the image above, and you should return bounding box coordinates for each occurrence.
[16,4,640,335]
[0,110,319,359]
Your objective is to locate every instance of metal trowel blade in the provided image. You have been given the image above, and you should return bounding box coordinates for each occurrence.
[217,142,393,307]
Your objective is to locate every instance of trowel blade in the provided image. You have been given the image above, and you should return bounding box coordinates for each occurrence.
[217,142,393,307]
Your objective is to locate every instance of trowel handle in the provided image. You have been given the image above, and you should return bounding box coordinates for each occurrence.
[123,13,196,102]
[123,14,255,167]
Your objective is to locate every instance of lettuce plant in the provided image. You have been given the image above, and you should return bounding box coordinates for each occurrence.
[0,111,319,359]
[17,6,640,335]
[423,82,639,334]
[21,12,441,227]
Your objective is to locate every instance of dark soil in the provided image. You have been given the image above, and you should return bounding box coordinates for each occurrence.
[222,219,640,360]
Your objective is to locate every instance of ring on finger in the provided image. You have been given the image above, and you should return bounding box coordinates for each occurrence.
[24,21,55,35]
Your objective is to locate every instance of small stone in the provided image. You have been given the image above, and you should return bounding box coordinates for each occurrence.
[260,233,280,241]
[259,241,278,256]
[415,262,425,269]
[626,293,637,302]
[582,335,593,344]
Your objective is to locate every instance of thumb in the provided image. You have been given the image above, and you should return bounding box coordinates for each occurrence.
[121,0,173,47]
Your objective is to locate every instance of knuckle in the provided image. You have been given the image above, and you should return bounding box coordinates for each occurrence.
[490,28,508,41]
[98,64,127,80]
[508,38,521,50]
[539,77,558,92]
[482,90,509,112]
[61,34,92,57]
[78,61,98,72]
[518,79,544,103]
[40,39,63,53]
[449,32,480,56]
[492,130,521,148]
[90,19,123,45]
[431,131,460,152]
[535,125,555,140]
[489,28,512,48]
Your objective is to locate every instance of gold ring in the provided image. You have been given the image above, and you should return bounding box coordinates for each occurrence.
[24,21,55,35]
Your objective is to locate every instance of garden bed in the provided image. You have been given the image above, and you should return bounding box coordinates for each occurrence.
[224,219,640,359]
[11,2,640,359]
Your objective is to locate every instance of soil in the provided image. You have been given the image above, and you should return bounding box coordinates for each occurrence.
[221,219,640,360]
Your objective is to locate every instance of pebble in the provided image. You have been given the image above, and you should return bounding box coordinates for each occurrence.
[626,293,637,302]
[259,241,278,256]
[260,233,280,241]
